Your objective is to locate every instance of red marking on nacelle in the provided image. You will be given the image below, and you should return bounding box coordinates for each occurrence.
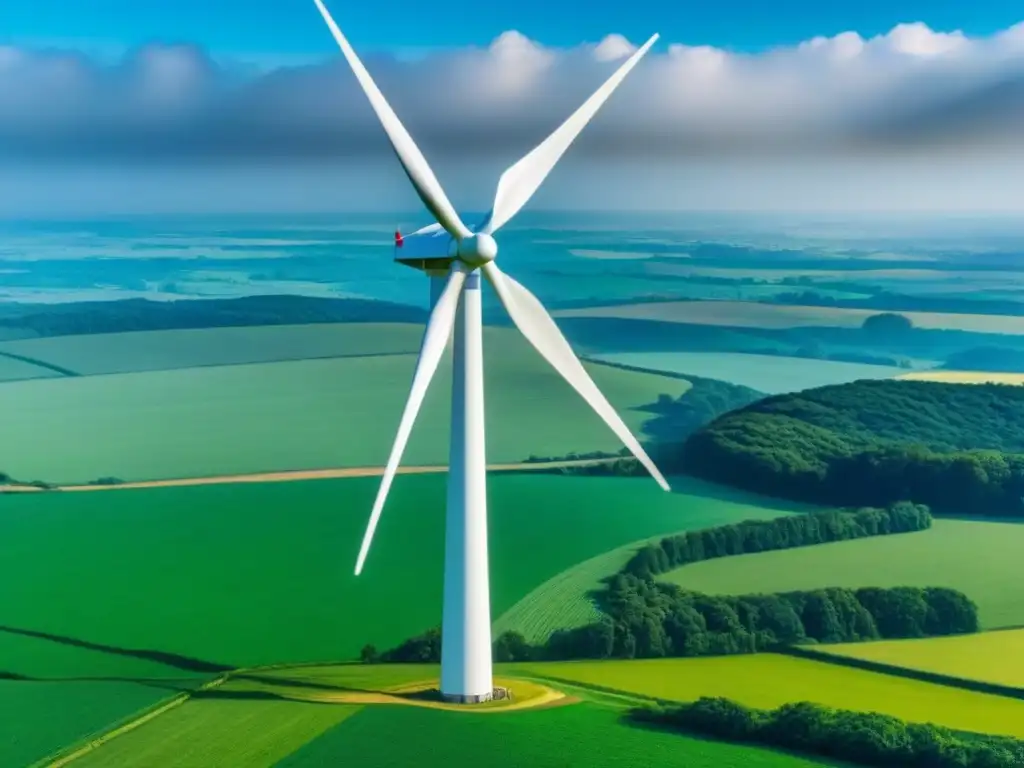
[394,230,404,247]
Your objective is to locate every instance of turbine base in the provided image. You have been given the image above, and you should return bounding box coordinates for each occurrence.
[441,691,493,704]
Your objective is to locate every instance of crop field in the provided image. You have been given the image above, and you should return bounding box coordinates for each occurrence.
[0,474,787,678]
[817,629,1024,689]
[71,696,362,768]
[0,680,172,768]
[493,476,810,643]
[276,700,831,768]
[898,370,1024,385]
[660,519,1024,629]
[592,351,903,394]
[0,352,58,382]
[0,329,687,484]
[0,323,426,376]
[555,299,1024,335]
[516,654,1024,738]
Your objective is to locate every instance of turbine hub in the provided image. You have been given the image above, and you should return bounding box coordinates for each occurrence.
[457,233,498,268]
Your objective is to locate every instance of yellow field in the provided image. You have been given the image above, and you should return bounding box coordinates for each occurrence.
[817,629,1024,690]
[898,370,1024,385]
[515,654,1024,738]
[554,300,1024,335]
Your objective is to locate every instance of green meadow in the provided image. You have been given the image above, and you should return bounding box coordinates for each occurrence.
[819,629,1024,689]
[516,654,1024,738]
[0,329,688,484]
[660,518,1024,629]
[0,323,426,376]
[592,351,903,394]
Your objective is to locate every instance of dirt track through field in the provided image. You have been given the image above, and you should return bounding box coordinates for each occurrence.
[0,458,615,494]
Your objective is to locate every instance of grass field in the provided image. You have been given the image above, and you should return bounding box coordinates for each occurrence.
[0,681,172,768]
[660,518,1024,629]
[516,654,1024,738]
[899,370,1024,385]
[0,323,426,376]
[0,474,792,677]
[0,329,688,484]
[276,701,832,768]
[555,299,1024,335]
[817,629,1024,689]
[493,477,809,643]
[0,352,58,382]
[593,351,902,394]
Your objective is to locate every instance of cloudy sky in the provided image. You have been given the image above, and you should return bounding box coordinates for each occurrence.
[1,0,1022,214]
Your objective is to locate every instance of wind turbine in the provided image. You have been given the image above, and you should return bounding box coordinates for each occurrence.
[313,0,668,703]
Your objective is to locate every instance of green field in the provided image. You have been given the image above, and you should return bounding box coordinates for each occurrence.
[818,629,1024,689]
[0,328,688,484]
[556,299,1024,335]
[277,701,831,768]
[0,474,786,675]
[660,519,1024,629]
[0,352,58,383]
[516,655,1024,738]
[0,681,172,768]
[593,351,903,394]
[0,323,425,376]
[493,476,809,643]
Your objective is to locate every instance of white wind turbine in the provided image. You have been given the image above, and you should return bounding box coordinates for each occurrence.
[313,0,669,703]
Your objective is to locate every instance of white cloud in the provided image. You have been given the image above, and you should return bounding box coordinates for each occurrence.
[593,34,637,62]
[0,19,1022,164]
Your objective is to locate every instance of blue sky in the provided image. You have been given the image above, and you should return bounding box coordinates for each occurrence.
[3,0,1022,60]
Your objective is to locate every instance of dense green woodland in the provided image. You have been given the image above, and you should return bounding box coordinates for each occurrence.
[681,379,1024,516]
[376,506,978,664]
[633,698,1024,768]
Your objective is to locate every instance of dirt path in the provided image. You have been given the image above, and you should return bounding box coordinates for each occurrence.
[0,458,614,494]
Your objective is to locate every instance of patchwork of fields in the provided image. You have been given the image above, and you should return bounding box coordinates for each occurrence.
[556,299,1024,334]
[899,370,1024,385]
[817,629,1024,690]
[661,518,1024,629]
[0,324,688,484]
[593,351,904,394]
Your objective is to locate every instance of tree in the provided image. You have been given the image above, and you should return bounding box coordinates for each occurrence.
[862,312,913,337]
[359,644,378,664]
[493,631,533,662]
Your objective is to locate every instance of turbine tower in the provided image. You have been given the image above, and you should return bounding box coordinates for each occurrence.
[313,0,668,703]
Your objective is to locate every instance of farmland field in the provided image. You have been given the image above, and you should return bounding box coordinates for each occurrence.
[276,700,832,768]
[516,654,1024,738]
[0,352,59,382]
[0,474,800,676]
[0,323,426,376]
[0,328,688,484]
[660,518,1024,629]
[0,681,172,768]
[492,477,809,643]
[592,351,903,394]
[899,370,1024,385]
[817,629,1024,689]
[555,299,1024,334]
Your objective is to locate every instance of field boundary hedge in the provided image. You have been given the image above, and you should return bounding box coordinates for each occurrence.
[781,645,1024,702]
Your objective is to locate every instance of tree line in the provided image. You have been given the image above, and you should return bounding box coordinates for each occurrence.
[630,697,1024,768]
[679,379,1024,516]
[623,502,931,579]
[370,505,977,665]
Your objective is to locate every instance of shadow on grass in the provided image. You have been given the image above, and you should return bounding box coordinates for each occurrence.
[0,624,233,675]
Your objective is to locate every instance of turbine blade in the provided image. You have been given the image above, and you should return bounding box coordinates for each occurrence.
[354,267,468,575]
[482,262,670,491]
[313,0,471,241]
[481,34,658,235]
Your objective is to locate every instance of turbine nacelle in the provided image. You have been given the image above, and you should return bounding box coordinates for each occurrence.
[457,233,498,268]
